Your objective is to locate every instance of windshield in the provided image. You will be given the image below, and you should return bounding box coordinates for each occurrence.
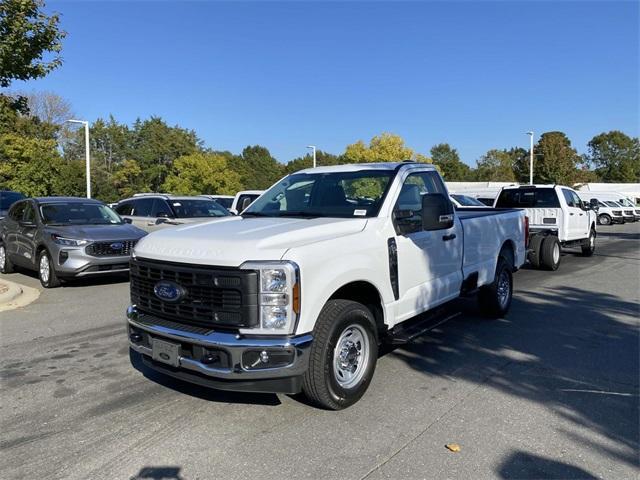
[244,170,395,218]
[495,188,560,208]
[40,203,123,225]
[213,197,233,209]
[451,194,485,206]
[0,191,25,210]
[604,201,620,208]
[169,199,231,218]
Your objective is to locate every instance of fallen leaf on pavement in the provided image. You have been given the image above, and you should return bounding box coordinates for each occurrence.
[445,443,461,452]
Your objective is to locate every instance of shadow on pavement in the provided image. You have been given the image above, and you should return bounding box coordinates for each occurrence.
[497,450,597,479]
[9,265,130,288]
[131,466,184,480]
[390,285,639,474]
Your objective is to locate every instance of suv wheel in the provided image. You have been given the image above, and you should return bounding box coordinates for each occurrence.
[302,300,378,410]
[38,250,61,288]
[0,243,15,274]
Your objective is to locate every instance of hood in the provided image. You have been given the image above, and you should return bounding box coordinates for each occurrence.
[134,216,367,266]
[46,223,147,241]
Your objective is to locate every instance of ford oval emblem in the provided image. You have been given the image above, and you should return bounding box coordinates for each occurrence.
[153,281,186,303]
[110,242,124,250]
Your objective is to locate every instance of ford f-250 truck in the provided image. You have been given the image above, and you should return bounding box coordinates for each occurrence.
[126,162,526,409]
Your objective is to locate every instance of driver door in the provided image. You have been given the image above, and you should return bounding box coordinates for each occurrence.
[393,171,463,322]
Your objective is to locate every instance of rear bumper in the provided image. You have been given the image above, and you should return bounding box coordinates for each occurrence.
[126,306,313,394]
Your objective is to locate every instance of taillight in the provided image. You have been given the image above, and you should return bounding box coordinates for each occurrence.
[524,216,529,248]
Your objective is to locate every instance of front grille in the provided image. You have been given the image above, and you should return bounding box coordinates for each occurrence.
[613,210,622,215]
[86,240,137,256]
[130,258,259,329]
[624,210,633,215]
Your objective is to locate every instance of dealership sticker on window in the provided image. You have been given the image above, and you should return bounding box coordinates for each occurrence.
[354,209,367,216]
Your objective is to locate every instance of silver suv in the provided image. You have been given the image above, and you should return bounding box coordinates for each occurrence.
[0,197,146,288]
[114,195,232,232]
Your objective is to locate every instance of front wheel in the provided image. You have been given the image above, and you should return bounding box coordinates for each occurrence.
[38,250,61,288]
[598,214,611,226]
[581,229,596,257]
[0,244,15,274]
[302,300,378,410]
[478,257,513,318]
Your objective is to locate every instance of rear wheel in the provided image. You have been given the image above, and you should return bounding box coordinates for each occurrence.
[527,235,544,269]
[598,214,611,226]
[478,257,513,318]
[540,236,561,271]
[581,229,596,257]
[38,250,61,288]
[302,299,378,410]
[0,243,15,274]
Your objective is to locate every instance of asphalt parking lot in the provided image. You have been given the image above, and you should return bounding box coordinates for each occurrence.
[1,223,638,480]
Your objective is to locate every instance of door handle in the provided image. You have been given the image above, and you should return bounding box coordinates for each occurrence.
[442,234,457,241]
[569,213,574,216]
[579,213,584,216]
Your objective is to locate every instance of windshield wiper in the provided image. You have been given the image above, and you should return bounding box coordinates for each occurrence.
[241,212,273,217]
[272,211,326,218]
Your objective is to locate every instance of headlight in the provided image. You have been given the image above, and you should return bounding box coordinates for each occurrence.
[239,261,300,334]
[51,234,88,246]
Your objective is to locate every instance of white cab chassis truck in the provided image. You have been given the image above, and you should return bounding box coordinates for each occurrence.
[495,185,597,271]
[126,162,526,409]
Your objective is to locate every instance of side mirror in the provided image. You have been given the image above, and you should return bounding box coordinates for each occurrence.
[155,218,168,225]
[422,193,454,231]
[157,211,170,218]
[122,218,133,224]
[590,199,599,208]
[394,209,414,221]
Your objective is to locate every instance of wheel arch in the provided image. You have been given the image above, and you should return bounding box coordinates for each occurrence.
[328,281,386,340]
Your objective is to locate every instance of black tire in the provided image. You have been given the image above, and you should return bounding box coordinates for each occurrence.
[0,243,15,274]
[38,250,61,288]
[540,236,561,271]
[581,228,596,256]
[478,257,513,318]
[598,214,611,226]
[527,235,544,269]
[302,299,378,410]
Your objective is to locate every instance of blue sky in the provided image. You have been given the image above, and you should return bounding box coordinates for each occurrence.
[15,1,640,165]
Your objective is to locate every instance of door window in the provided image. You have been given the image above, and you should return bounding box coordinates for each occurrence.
[115,201,134,216]
[131,198,154,216]
[23,203,36,223]
[151,199,173,218]
[394,171,447,234]
[562,189,577,207]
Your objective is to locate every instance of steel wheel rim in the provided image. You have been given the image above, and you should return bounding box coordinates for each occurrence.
[553,243,560,264]
[39,255,50,283]
[590,234,595,248]
[333,324,370,389]
[601,216,609,225]
[497,269,511,308]
[0,246,5,269]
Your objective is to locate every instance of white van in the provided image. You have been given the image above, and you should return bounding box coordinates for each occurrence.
[578,192,639,222]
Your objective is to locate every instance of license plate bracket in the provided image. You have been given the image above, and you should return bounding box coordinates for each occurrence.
[151,338,180,367]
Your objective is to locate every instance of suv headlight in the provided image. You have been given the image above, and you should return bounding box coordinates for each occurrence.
[51,234,88,246]
[239,261,300,334]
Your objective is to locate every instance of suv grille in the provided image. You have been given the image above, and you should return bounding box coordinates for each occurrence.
[86,240,137,256]
[130,258,259,328]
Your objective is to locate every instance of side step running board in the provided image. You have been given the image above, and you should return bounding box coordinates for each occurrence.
[386,308,462,345]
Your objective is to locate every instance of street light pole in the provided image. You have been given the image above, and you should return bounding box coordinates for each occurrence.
[67,119,91,198]
[526,131,534,185]
[307,145,317,168]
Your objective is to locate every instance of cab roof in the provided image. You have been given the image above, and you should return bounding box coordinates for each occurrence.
[297,161,435,175]
[33,196,103,204]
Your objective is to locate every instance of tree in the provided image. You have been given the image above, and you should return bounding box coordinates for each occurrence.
[533,131,580,184]
[23,90,73,125]
[430,143,471,180]
[475,149,517,182]
[163,152,242,196]
[228,145,284,189]
[343,133,416,163]
[284,150,340,174]
[507,147,530,184]
[111,159,144,198]
[0,0,66,88]
[587,131,640,182]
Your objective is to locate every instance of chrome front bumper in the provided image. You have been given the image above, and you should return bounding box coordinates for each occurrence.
[126,306,313,392]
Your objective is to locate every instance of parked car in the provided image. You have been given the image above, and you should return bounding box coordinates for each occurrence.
[204,195,234,210]
[114,195,233,232]
[494,185,597,271]
[450,193,486,208]
[0,190,26,219]
[228,190,264,214]
[592,199,625,225]
[605,200,636,223]
[579,191,639,220]
[126,162,526,409]
[0,197,146,287]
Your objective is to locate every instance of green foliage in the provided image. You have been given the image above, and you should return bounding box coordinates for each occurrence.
[343,133,418,163]
[228,145,285,189]
[430,143,471,180]
[533,131,580,184]
[587,130,640,182]
[163,152,242,196]
[285,150,341,174]
[0,132,62,196]
[475,149,517,182]
[0,0,66,87]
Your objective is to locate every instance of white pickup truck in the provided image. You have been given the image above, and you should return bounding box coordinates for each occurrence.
[494,185,597,271]
[126,162,526,409]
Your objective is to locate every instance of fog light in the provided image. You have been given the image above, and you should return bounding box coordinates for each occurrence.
[129,332,143,343]
[242,349,294,370]
[59,251,69,264]
[202,353,220,365]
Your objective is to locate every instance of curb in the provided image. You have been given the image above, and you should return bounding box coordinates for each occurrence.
[0,278,40,312]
